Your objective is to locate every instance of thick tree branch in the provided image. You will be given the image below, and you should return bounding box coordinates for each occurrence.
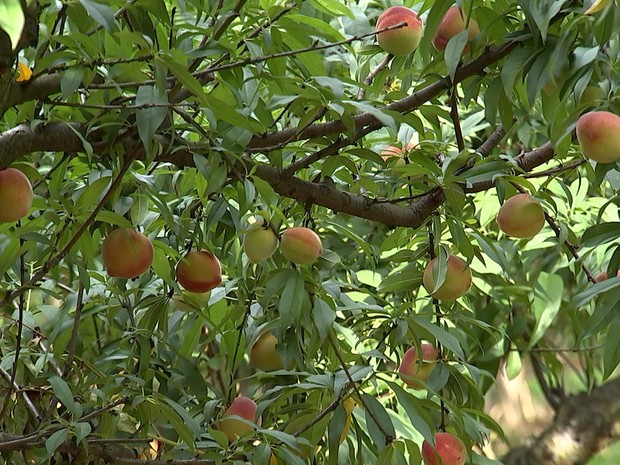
[503,377,620,465]
[248,42,517,150]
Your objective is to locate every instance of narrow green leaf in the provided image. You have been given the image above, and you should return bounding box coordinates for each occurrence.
[278,270,305,329]
[79,0,115,32]
[49,375,79,417]
[582,222,620,248]
[45,428,69,456]
[135,85,168,154]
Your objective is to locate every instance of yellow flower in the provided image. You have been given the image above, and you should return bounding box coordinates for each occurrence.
[16,62,32,82]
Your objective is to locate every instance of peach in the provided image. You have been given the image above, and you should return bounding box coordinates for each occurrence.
[250,332,284,371]
[217,396,257,441]
[576,111,620,163]
[101,228,153,278]
[0,168,33,223]
[376,6,423,56]
[176,250,222,293]
[423,255,472,301]
[280,227,323,265]
[243,219,278,264]
[422,432,467,465]
[497,194,545,239]
[595,270,620,282]
[432,6,479,53]
[398,342,438,389]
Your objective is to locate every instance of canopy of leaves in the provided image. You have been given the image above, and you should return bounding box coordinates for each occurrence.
[0,0,619,464]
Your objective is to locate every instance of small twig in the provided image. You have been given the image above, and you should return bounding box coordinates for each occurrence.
[356,54,393,100]
[530,351,563,411]
[0,366,41,420]
[449,87,465,152]
[291,387,353,437]
[63,281,85,377]
[524,159,586,178]
[327,332,394,445]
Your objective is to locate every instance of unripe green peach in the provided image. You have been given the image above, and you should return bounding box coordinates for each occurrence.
[217,397,257,441]
[398,342,438,389]
[250,332,284,371]
[432,6,479,53]
[243,219,278,263]
[376,6,423,56]
[423,255,472,301]
[422,432,467,465]
[101,228,154,278]
[280,227,323,265]
[0,168,33,223]
[176,250,222,293]
[497,194,545,238]
[576,111,620,163]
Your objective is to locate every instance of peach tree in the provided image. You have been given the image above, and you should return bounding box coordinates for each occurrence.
[0,1,619,464]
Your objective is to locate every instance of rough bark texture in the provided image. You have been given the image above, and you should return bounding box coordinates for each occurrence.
[502,377,620,465]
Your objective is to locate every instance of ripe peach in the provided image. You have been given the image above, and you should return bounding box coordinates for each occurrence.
[101,228,154,278]
[422,432,467,465]
[243,219,278,264]
[0,168,33,223]
[176,250,222,293]
[595,270,620,282]
[376,6,423,56]
[398,342,438,389]
[497,194,545,238]
[432,6,480,53]
[217,396,257,441]
[576,111,620,163]
[250,332,284,371]
[280,227,323,265]
[423,255,472,301]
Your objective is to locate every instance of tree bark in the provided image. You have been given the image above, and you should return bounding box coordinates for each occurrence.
[502,377,620,465]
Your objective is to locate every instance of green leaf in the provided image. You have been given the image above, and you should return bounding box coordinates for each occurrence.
[444,30,469,81]
[529,272,564,347]
[135,85,168,154]
[61,66,84,98]
[604,316,620,379]
[307,0,353,17]
[361,393,395,449]
[45,428,69,457]
[0,0,24,50]
[278,270,305,329]
[313,298,335,342]
[79,0,115,32]
[582,222,620,248]
[49,376,80,417]
[388,382,434,443]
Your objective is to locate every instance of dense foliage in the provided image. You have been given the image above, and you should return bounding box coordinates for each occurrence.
[0,0,619,464]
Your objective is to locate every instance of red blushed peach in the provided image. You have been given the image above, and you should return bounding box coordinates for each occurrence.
[101,228,154,278]
[497,194,545,239]
[398,343,438,389]
[576,111,620,163]
[217,397,257,441]
[176,250,222,293]
[423,255,472,301]
[422,432,467,465]
[432,6,480,53]
[376,6,423,56]
[595,270,620,282]
[280,227,323,265]
[250,332,284,371]
[0,168,33,223]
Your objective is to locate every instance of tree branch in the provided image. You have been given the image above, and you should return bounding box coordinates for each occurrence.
[503,377,620,465]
